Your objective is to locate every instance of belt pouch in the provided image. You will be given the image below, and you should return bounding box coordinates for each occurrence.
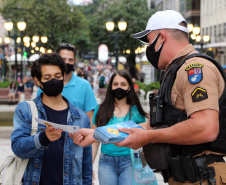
[180,156,199,183]
[169,157,186,182]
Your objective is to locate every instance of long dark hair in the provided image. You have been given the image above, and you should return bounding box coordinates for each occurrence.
[95,70,147,127]
[9,82,16,90]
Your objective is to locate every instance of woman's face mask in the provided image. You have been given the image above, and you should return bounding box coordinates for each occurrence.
[112,88,128,100]
[146,33,164,69]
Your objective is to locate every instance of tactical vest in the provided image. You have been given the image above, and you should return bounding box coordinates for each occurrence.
[151,53,226,155]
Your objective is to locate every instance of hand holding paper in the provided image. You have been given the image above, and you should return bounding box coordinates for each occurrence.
[69,128,96,147]
[34,117,80,134]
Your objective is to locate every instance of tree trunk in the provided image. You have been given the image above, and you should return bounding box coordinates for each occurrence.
[126,53,138,79]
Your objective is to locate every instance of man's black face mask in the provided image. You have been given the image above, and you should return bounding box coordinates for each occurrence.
[66,63,74,74]
[146,33,164,69]
[40,78,64,97]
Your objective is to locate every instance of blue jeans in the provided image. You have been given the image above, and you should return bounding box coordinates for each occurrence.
[98,152,133,185]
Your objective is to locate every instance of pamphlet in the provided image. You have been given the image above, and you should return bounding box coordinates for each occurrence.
[93,120,144,144]
[34,117,80,134]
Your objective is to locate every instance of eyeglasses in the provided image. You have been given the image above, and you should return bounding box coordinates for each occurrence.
[59,43,75,49]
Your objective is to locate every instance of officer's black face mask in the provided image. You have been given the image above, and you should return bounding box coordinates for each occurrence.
[146,33,164,69]
[66,63,74,74]
[40,78,64,97]
[112,88,128,100]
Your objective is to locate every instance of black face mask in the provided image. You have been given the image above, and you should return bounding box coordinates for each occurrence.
[66,63,74,74]
[146,33,164,69]
[112,88,128,100]
[40,78,64,97]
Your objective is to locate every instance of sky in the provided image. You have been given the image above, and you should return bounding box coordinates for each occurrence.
[70,0,92,5]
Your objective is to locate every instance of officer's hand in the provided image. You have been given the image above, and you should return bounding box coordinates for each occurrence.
[114,128,150,150]
[45,126,63,142]
[69,128,96,147]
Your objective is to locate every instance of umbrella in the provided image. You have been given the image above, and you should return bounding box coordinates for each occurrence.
[29,54,40,62]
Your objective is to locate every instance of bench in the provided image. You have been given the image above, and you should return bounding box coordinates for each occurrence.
[0,88,32,104]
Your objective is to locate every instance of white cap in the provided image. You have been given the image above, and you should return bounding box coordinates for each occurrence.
[133,10,189,44]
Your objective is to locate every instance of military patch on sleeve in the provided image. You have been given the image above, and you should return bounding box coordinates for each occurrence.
[191,87,208,102]
[185,63,204,84]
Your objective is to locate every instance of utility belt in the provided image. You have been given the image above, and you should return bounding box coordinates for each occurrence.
[165,154,224,185]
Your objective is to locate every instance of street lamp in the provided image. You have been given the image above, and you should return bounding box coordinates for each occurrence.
[195,34,210,53]
[106,18,127,69]
[188,23,210,53]
[41,35,48,44]
[4,18,26,81]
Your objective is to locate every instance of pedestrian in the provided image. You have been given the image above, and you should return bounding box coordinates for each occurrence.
[97,70,106,88]
[114,10,226,185]
[78,68,87,79]
[36,43,97,124]
[87,72,94,89]
[132,78,140,96]
[8,81,17,104]
[70,70,150,185]
[16,81,25,101]
[11,53,92,185]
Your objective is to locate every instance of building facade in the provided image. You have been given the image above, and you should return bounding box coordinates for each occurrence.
[201,0,226,65]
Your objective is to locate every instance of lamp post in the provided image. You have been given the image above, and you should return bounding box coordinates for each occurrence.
[106,18,127,69]
[188,23,210,53]
[32,35,48,54]
[0,38,7,81]
[4,18,26,81]
[195,35,210,53]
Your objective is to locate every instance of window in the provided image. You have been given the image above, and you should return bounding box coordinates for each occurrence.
[219,24,222,36]
[210,26,212,38]
[224,23,226,36]
[206,27,208,35]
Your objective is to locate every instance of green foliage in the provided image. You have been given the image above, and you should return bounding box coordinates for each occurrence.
[86,0,156,54]
[0,81,18,88]
[135,80,160,97]
[0,0,90,51]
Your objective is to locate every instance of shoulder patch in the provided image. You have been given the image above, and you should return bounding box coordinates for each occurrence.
[185,63,204,84]
[191,87,208,102]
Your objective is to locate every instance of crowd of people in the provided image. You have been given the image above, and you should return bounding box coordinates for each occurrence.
[8,9,226,185]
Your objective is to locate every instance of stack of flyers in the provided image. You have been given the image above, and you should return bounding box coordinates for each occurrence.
[93,120,144,144]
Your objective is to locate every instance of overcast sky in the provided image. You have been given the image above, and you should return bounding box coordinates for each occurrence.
[71,0,92,5]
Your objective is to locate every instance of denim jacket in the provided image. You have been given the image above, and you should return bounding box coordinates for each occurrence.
[11,95,92,185]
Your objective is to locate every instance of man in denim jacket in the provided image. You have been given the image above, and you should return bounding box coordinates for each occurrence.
[11,53,92,185]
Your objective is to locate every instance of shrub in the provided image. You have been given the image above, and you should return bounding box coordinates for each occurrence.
[135,81,160,98]
[0,81,19,88]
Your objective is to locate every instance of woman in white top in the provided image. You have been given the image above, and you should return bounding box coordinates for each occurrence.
[8,81,17,104]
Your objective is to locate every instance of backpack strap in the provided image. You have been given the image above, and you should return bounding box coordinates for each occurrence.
[14,101,39,185]
[26,101,38,136]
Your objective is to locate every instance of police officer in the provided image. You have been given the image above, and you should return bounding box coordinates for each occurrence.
[115,10,226,185]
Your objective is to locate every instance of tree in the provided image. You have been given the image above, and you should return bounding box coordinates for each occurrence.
[0,0,90,51]
[86,0,156,78]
